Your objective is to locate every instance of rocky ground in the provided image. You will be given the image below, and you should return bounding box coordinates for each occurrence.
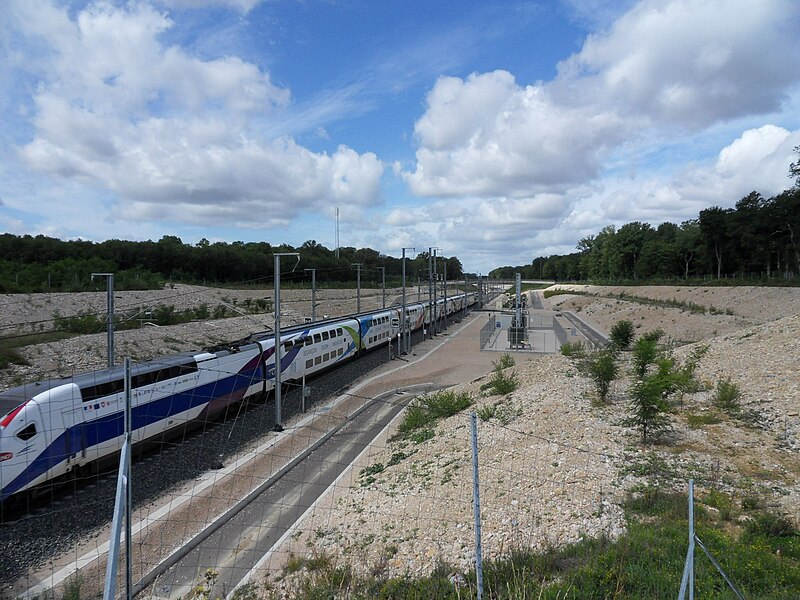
[264,284,799,596]
[0,284,401,388]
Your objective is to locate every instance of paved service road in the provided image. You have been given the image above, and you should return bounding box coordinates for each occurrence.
[149,389,414,599]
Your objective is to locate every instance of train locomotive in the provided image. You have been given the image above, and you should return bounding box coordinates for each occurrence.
[0,292,478,504]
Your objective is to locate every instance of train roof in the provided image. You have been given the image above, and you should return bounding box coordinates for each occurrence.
[0,378,70,415]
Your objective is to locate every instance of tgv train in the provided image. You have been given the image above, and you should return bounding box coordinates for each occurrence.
[0,292,478,504]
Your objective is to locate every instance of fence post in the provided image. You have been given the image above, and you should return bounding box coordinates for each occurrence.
[470,412,484,599]
[678,479,695,600]
[104,357,133,600]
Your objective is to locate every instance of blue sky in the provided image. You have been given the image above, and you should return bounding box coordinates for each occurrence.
[1,0,799,274]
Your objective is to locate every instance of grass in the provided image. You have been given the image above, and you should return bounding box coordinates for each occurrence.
[543,287,589,299]
[541,287,735,316]
[393,390,473,441]
[504,283,552,294]
[480,366,519,396]
[560,341,587,358]
[272,487,800,599]
[686,412,722,428]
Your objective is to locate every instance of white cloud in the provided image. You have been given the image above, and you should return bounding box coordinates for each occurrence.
[11,1,383,229]
[403,0,800,201]
[404,70,630,197]
[156,0,263,13]
[558,0,800,127]
[572,125,800,228]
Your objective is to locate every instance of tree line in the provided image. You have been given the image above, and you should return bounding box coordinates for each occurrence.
[0,234,466,293]
[491,183,800,283]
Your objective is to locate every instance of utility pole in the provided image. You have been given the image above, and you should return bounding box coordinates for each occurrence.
[304,268,316,321]
[274,252,300,431]
[432,248,440,336]
[401,248,414,354]
[377,266,386,309]
[428,248,435,338]
[352,263,362,313]
[91,272,115,367]
[443,259,448,330]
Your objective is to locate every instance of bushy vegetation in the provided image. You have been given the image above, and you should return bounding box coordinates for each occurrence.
[395,390,473,439]
[631,337,660,379]
[48,301,272,337]
[587,348,618,403]
[494,353,515,369]
[623,375,674,444]
[559,341,586,358]
[713,378,742,413]
[609,319,635,350]
[480,359,519,396]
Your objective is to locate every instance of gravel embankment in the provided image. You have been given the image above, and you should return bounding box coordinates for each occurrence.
[266,285,799,594]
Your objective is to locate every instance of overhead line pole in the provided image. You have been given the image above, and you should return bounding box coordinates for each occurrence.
[304,268,316,321]
[442,258,447,329]
[92,272,115,367]
[274,252,300,432]
[401,248,414,355]
[378,266,386,309]
[428,248,433,340]
[352,263,362,313]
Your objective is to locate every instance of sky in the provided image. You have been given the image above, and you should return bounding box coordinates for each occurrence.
[1,0,799,274]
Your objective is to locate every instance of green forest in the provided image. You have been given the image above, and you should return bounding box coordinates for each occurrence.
[0,234,465,293]
[491,160,800,283]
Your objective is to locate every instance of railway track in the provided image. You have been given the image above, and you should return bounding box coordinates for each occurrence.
[2,310,478,597]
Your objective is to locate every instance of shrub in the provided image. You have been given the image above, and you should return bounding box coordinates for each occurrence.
[53,311,106,334]
[623,375,673,443]
[745,513,798,537]
[713,378,741,413]
[477,403,497,421]
[494,353,515,369]
[609,320,635,350]
[396,390,473,437]
[631,337,659,379]
[588,349,618,403]
[640,328,665,343]
[482,365,519,396]
[560,341,586,358]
